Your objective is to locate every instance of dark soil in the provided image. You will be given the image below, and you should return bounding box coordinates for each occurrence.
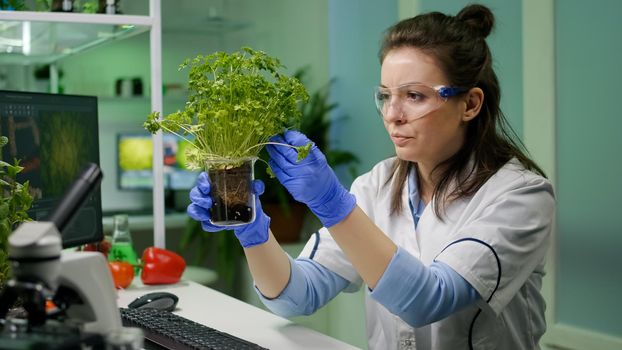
[209,162,254,225]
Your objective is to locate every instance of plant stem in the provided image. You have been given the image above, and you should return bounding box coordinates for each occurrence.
[244,141,300,154]
[255,157,270,168]
[157,125,196,149]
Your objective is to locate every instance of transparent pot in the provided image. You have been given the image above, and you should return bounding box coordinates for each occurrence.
[205,157,257,227]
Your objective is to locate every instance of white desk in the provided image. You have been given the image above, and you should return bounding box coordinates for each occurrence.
[117,279,360,350]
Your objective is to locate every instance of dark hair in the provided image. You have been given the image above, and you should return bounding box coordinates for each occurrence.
[379,4,546,218]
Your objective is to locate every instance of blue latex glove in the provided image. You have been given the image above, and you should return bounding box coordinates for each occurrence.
[187,172,271,248]
[266,130,356,228]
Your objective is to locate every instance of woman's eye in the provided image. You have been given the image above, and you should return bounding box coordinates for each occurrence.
[377,92,390,101]
[406,91,424,101]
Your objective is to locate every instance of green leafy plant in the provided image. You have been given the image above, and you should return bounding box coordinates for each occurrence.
[0,0,26,10]
[144,47,311,170]
[0,136,33,287]
[34,0,50,11]
[75,0,98,13]
[145,47,312,297]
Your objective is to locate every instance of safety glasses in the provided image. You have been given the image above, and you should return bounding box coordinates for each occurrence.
[373,83,468,121]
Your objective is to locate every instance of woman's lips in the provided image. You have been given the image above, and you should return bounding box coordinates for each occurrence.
[391,135,412,146]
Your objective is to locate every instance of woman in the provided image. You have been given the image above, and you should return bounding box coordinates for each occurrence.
[188,4,555,349]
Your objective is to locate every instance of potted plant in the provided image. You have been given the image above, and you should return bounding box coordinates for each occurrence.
[144,47,310,297]
[0,136,33,288]
[144,47,310,226]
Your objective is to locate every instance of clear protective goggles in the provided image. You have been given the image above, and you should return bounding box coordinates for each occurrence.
[373,83,468,121]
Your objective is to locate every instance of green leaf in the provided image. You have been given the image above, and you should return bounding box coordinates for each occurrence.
[266,166,276,178]
[0,135,33,286]
[296,142,313,162]
[7,163,22,179]
[144,111,162,133]
[0,203,8,218]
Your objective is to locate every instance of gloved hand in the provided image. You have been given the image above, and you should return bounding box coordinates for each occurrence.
[266,130,356,228]
[187,172,270,248]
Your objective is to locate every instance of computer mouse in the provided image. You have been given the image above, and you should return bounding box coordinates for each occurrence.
[128,291,179,312]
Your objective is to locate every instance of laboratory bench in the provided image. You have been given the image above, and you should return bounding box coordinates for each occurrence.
[117,278,360,349]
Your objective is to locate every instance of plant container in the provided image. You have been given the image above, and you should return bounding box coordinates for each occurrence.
[205,157,257,226]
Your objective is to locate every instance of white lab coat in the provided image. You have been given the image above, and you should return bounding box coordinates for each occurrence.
[299,157,555,350]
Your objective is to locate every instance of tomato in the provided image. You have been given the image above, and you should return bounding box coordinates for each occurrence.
[108,261,134,289]
[98,240,112,257]
[81,240,112,258]
[45,300,58,313]
[82,243,98,252]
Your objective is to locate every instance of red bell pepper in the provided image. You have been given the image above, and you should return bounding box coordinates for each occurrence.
[140,247,186,285]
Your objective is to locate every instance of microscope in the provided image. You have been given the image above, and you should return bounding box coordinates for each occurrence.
[0,164,122,349]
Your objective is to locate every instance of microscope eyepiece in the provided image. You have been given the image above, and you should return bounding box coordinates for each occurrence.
[47,163,102,236]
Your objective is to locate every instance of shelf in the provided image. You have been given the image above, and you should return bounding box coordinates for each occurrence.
[0,3,169,249]
[0,12,150,65]
[102,212,188,232]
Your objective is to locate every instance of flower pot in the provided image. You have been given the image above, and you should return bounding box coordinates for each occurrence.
[205,157,257,227]
[263,202,307,243]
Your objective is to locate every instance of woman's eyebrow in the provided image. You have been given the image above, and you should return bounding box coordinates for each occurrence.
[379,81,424,89]
[399,81,424,86]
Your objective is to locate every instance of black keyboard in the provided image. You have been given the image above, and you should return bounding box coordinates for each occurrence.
[120,307,268,350]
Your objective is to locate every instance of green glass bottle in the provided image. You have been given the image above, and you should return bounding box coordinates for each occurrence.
[108,214,139,272]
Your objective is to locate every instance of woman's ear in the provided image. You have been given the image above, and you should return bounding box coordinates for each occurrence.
[462,87,484,122]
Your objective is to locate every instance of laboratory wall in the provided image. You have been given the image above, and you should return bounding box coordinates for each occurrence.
[555,0,622,340]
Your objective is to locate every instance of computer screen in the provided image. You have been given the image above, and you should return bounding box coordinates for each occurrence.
[0,90,103,248]
[117,133,199,191]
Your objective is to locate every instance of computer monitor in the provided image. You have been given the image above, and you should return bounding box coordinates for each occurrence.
[116,132,199,192]
[0,90,103,248]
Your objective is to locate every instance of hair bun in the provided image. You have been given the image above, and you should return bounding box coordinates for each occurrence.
[456,4,494,38]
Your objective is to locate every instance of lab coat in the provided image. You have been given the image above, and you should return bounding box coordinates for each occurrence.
[299,157,555,350]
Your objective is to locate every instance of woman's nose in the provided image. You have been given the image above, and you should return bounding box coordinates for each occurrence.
[383,101,405,123]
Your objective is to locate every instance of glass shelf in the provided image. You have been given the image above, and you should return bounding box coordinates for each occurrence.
[0,16,149,65]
